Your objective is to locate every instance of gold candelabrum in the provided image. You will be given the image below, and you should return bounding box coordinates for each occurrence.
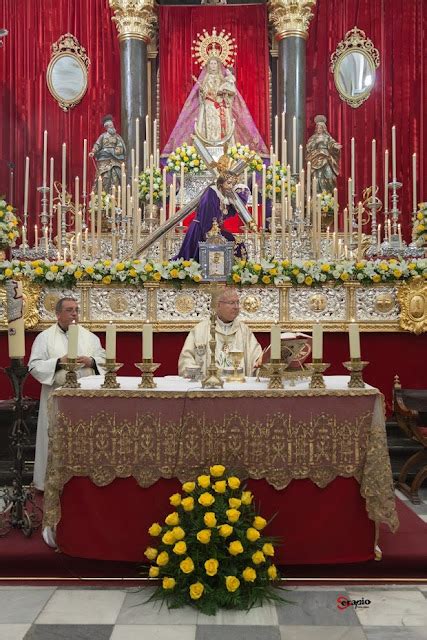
[263,358,284,389]
[135,359,160,389]
[343,358,369,388]
[62,358,81,389]
[101,359,123,389]
[307,359,330,389]
[202,311,224,389]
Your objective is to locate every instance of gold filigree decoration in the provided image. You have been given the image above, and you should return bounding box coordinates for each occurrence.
[375,293,395,314]
[268,0,317,40]
[22,282,41,329]
[0,286,6,323]
[397,276,427,335]
[43,292,60,314]
[174,294,196,315]
[108,291,129,313]
[192,28,236,68]
[241,294,261,314]
[309,293,327,312]
[109,0,157,43]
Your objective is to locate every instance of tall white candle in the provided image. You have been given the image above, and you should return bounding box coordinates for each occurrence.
[82,139,87,196]
[398,223,402,249]
[349,321,361,359]
[6,280,26,358]
[384,149,389,213]
[298,144,303,175]
[261,165,266,229]
[105,322,117,360]
[270,322,281,359]
[312,322,323,360]
[391,125,397,182]
[136,118,140,168]
[142,322,153,360]
[371,139,376,199]
[34,224,38,249]
[274,115,278,156]
[412,153,417,212]
[357,201,363,260]
[67,322,78,359]
[42,129,48,188]
[23,156,29,219]
[49,157,54,220]
[351,137,355,198]
[377,223,381,252]
[292,116,297,174]
[61,143,67,205]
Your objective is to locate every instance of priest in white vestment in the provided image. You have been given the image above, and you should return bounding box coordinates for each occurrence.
[28,297,105,490]
[178,288,262,377]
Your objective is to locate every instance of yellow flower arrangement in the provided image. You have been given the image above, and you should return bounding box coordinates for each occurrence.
[0,197,20,249]
[143,465,282,615]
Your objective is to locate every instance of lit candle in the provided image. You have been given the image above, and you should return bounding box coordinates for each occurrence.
[292,116,297,173]
[377,223,381,252]
[270,322,281,359]
[49,157,54,220]
[67,321,78,359]
[261,164,266,229]
[391,125,397,182]
[298,144,303,175]
[412,153,417,212]
[398,223,402,249]
[384,149,389,213]
[349,321,361,359]
[34,224,38,249]
[312,322,323,360]
[105,321,117,360]
[357,201,363,260]
[61,142,67,205]
[371,139,376,200]
[42,129,48,188]
[142,322,153,360]
[6,280,25,358]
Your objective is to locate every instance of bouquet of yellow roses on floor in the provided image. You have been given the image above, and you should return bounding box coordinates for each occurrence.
[143,464,284,615]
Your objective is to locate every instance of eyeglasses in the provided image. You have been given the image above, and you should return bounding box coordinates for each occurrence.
[219,300,239,307]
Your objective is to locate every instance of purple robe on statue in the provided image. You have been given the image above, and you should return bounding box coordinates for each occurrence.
[176,187,246,261]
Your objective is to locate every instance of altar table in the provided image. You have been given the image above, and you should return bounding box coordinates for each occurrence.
[43,376,398,565]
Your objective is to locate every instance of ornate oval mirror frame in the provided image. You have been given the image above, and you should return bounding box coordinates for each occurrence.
[46,34,90,111]
[330,27,380,109]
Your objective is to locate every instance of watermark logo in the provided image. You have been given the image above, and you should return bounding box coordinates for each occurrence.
[337,595,371,610]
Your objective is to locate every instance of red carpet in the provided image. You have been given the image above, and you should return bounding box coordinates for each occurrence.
[0,499,426,584]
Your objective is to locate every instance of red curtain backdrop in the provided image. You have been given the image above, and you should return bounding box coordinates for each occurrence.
[0,0,120,240]
[158,4,270,151]
[305,0,427,238]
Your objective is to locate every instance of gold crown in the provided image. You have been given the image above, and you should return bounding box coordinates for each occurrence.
[192,28,236,68]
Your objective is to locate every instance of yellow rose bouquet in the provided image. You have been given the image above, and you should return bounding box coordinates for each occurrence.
[415,202,427,246]
[143,465,283,615]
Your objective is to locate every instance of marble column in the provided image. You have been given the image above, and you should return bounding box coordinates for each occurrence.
[109,0,157,174]
[268,0,316,171]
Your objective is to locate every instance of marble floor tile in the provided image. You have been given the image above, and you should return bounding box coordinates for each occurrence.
[278,626,367,640]
[197,602,278,626]
[23,625,113,640]
[35,589,126,625]
[347,590,427,626]
[0,625,31,640]
[110,625,196,640]
[276,590,359,626]
[0,588,55,624]
[116,589,198,625]
[196,625,281,640]
[364,626,427,639]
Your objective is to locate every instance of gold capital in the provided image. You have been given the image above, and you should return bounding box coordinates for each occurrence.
[268,0,316,40]
[109,0,157,43]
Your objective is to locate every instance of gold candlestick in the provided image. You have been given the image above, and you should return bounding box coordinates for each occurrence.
[202,310,223,389]
[307,359,330,389]
[263,358,284,389]
[62,359,81,389]
[101,359,123,389]
[135,359,160,388]
[343,359,369,388]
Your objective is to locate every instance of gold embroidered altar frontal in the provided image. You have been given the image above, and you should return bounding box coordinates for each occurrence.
[44,383,398,533]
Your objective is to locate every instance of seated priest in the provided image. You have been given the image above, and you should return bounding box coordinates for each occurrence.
[178,287,262,377]
[28,297,105,491]
[175,171,248,262]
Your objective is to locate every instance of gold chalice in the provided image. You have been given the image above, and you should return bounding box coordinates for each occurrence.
[228,350,245,383]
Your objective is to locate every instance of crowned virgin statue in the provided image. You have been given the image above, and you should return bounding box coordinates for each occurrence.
[162,29,267,156]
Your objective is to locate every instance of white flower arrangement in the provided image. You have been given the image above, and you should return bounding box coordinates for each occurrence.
[227,143,263,173]
[0,198,20,248]
[166,143,206,174]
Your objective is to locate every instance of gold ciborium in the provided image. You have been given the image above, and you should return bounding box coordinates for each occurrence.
[227,350,245,383]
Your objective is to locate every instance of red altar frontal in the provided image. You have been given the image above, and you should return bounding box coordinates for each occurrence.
[43,376,398,566]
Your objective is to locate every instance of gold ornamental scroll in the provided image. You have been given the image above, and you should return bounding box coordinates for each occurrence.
[268,0,317,40]
[43,386,398,535]
[109,0,157,43]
